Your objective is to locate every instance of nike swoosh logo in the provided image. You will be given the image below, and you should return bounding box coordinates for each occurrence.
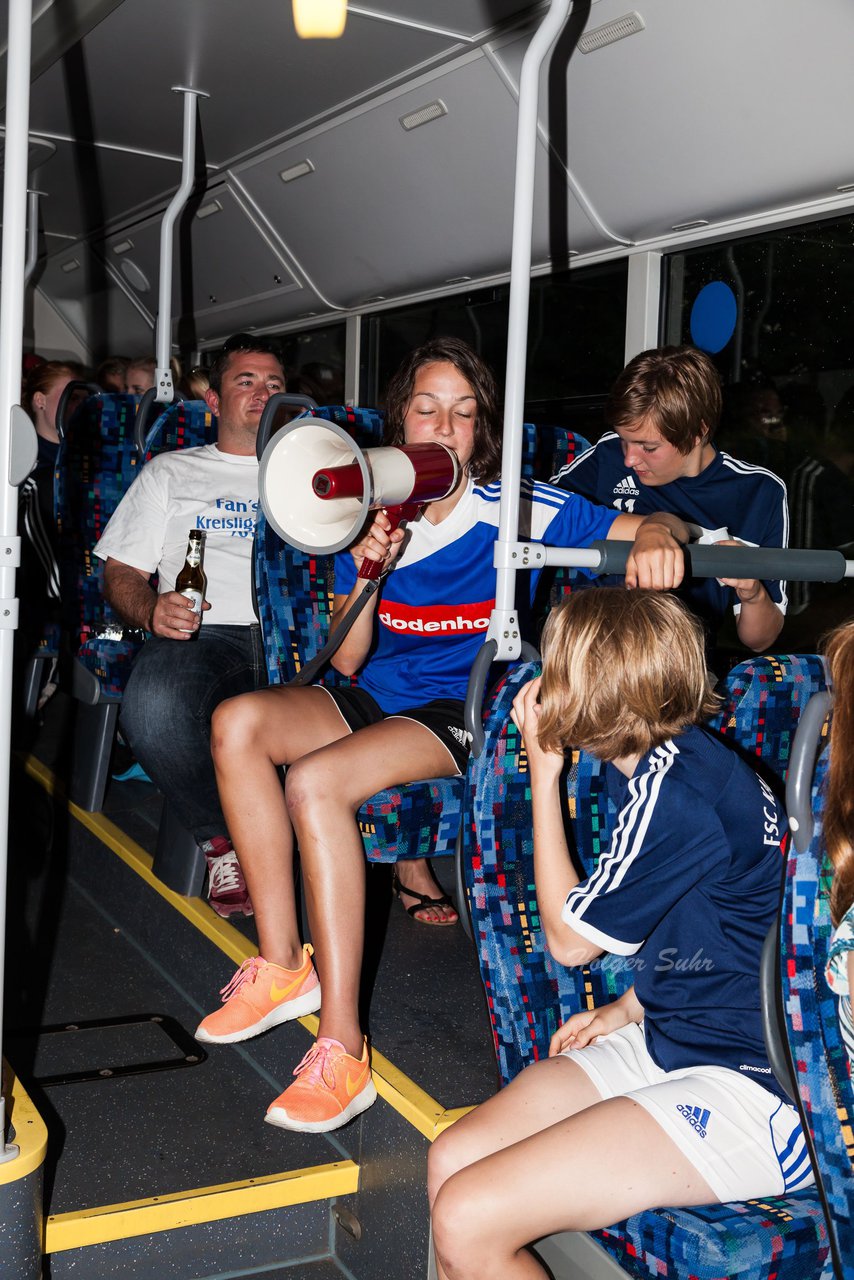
[346,1070,367,1097]
[270,973,306,1003]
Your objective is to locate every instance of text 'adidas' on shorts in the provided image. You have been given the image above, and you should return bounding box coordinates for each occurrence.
[562,1022,813,1203]
[318,685,469,774]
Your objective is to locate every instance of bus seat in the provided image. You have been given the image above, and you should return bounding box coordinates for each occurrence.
[465,651,832,1280]
[140,397,217,457]
[55,392,146,811]
[254,404,464,864]
[781,718,854,1278]
[465,651,828,1084]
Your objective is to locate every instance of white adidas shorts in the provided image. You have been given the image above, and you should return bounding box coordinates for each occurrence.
[561,1022,813,1202]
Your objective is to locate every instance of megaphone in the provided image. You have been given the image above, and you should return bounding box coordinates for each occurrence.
[258,418,461,579]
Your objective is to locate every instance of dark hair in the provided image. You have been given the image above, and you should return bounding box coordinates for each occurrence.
[382,337,502,484]
[22,360,84,416]
[606,345,723,453]
[96,356,130,387]
[207,333,285,394]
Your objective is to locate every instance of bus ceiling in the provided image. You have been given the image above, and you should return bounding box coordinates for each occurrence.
[5,0,854,352]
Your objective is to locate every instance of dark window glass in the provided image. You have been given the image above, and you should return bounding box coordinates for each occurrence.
[664,215,854,650]
[361,261,627,436]
[275,322,347,407]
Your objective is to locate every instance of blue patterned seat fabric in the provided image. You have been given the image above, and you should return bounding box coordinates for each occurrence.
[522,425,591,618]
[142,398,218,457]
[465,651,830,1280]
[783,736,854,1278]
[254,405,464,862]
[54,393,146,701]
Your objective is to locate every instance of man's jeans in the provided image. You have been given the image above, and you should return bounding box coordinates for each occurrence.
[119,624,268,844]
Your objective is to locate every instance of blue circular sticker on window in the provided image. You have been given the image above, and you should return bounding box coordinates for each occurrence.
[689,282,737,354]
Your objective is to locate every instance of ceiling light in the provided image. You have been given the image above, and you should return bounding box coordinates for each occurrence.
[120,259,151,292]
[671,219,709,232]
[61,258,80,273]
[837,182,854,193]
[400,100,447,132]
[112,239,133,255]
[293,0,347,38]
[196,199,223,219]
[578,12,645,53]
[280,159,315,184]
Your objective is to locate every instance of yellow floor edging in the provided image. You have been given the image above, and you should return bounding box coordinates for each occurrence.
[23,754,468,1142]
[45,1160,359,1252]
[0,1064,49,1185]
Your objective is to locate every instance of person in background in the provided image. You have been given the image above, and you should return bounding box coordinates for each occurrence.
[177,366,211,400]
[554,346,788,657]
[96,356,130,394]
[428,589,813,1280]
[94,334,286,918]
[823,619,854,1066]
[194,337,692,1135]
[125,356,156,396]
[17,360,86,719]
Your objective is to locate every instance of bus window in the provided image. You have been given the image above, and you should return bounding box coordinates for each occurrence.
[361,259,627,430]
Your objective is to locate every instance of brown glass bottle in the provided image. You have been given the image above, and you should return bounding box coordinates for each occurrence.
[175,530,207,635]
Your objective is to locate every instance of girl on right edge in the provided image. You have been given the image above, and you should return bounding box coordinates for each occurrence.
[823,619,854,1066]
[428,588,814,1280]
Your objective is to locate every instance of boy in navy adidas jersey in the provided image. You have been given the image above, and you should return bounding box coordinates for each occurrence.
[197,339,693,1134]
[553,345,788,654]
[429,589,812,1280]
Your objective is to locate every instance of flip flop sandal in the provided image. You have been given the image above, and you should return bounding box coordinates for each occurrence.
[392,872,458,927]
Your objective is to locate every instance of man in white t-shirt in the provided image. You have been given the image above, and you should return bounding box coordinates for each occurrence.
[95,334,286,916]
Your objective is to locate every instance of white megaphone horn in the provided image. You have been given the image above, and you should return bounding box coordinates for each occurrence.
[258,418,461,579]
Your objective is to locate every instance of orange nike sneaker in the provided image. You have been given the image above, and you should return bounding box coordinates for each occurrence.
[265,1036,377,1133]
[194,947,321,1044]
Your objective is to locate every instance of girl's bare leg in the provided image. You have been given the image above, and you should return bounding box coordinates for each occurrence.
[432,1087,717,1279]
[210,685,350,969]
[284,716,458,1056]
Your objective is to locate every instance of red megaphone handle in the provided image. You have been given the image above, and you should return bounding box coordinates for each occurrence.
[357,502,421,580]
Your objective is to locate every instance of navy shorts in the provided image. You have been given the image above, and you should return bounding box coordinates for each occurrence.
[319,685,470,774]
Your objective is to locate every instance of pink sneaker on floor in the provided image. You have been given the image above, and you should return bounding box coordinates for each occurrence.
[265,1036,376,1133]
[195,947,321,1044]
[200,836,254,918]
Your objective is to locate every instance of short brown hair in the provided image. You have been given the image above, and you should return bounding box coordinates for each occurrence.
[537,588,720,760]
[382,337,502,484]
[207,333,284,394]
[606,346,723,453]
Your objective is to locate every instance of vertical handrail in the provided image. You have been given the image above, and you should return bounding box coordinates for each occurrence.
[155,86,209,404]
[488,0,572,661]
[23,189,41,286]
[0,0,35,1164]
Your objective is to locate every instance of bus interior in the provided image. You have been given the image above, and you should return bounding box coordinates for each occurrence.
[2,0,854,1277]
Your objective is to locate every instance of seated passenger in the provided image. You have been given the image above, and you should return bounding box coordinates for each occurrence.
[194,337,692,1134]
[94,333,286,917]
[823,619,854,1067]
[17,361,86,720]
[428,589,814,1280]
[553,346,787,655]
[124,355,156,396]
[96,355,130,394]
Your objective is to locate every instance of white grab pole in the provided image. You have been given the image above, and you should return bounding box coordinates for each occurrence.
[0,0,36,1165]
[489,0,572,660]
[155,87,209,404]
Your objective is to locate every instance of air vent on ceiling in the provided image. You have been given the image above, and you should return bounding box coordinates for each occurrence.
[837,182,854,193]
[196,199,223,219]
[61,258,80,273]
[400,100,447,132]
[112,239,133,255]
[671,219,709,232]
[578,11,644,53]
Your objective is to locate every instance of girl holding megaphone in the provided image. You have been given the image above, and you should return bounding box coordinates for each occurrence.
[194,336,692,1133]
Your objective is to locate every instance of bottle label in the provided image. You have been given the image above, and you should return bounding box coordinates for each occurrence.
[179,588,204,630]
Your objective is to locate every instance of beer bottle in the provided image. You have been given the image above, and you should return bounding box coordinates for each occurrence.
[175,530,207,634]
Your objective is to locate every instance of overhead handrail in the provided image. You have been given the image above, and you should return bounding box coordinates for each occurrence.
[155,87,209,406]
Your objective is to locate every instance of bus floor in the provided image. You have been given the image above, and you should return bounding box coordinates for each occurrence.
[5,692,499,1279]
